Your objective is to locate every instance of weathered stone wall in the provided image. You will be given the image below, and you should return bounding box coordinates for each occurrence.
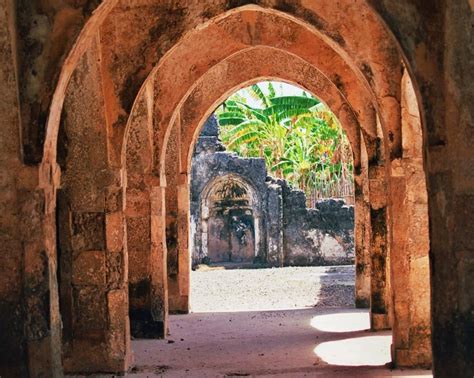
[57,37,130,374]
[190,116,354,267]
[190,116,268,265]
[2,1,472,375]
[282,192,354,266]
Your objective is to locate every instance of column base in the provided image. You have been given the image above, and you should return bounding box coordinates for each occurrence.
[63,338,130,375]
[371,313,391,330]
[130,309,165,339]
[169,295,189,314]
[355,297,370,308]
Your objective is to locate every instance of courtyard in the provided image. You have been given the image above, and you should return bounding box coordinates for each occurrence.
[126,267,432,377]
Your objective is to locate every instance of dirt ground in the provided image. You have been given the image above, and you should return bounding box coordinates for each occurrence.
[190,265,355,312]
[126,266,432,377]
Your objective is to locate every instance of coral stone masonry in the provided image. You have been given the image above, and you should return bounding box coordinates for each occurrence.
[190,116,355,267]
[0,1,472,376]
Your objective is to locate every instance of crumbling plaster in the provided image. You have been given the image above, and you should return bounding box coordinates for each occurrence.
[0,0,471,376]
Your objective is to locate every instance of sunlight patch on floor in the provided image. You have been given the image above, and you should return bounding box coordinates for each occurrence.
[310,311,370,332]
[314,335,392,366]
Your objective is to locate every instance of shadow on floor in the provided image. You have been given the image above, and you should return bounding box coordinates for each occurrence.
[129,308,432,377]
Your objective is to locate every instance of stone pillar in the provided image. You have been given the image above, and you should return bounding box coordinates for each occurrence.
[57,38,131,373]
[176,175,190,312]
[150,186,169,334]
[0,3,26,374]
[354,136,371,308]
[369,163,391,330]
[389,69,431,368]
[0,3,63,374]
[25,163,63,378]
[10,164,63,378]
[127,180,167,338]
[390,163,431,367]
[59,177,131,374]
[266,183,284,266]
[429,5,474,375]
[164,120,187,313]
[125,80,167,337]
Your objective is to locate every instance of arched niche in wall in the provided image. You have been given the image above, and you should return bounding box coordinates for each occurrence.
[196,174,263,265]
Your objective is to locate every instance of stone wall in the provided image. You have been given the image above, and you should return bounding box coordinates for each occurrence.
[190,116,354,267]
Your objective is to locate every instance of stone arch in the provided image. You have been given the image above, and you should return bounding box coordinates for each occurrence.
[117,4,426,368]
[122,7,390,176]
[39,0,436,376]
[3,1,471,376]
[111,11,400,325]
[39,1,412,171]
[159,46,362,176]
[150,41,428,372]
[158,45,372,316]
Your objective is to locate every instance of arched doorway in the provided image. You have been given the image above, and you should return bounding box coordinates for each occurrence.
[198,175,260,265]
[29,1,449,375]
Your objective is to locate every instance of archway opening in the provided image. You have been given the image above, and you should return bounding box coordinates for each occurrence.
[44,3,433,375]
[188,81,358,313]
[148,81,396,373]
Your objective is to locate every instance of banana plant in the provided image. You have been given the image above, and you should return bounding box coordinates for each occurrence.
[216,82,353,204]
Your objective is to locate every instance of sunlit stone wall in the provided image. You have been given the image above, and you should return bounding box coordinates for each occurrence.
[190,116,354,267]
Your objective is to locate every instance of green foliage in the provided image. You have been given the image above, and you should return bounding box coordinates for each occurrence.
[216,82,354,206]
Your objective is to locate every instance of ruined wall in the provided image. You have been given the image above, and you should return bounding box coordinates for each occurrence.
[282,192,354,266]
[190,116,354,267]
[190,117,268,266]
[2,0,472,375]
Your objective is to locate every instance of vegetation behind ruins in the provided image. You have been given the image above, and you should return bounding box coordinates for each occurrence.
[217,82,354,206]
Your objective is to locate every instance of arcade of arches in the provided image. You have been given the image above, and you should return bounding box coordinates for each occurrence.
[0,1,472,377]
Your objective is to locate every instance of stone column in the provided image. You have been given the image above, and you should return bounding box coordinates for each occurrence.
[127,178,167,338]
[369,163,391,330]
[125,79,167,337]
[150,186,169,334]
[176,175,190,312]
[57,38,131,373]
[164,120,187,313]
[266,183,284,266]
[59,174,131,374]
[354,137,371,308]
[0,3,63,374]
[389,69,431,368]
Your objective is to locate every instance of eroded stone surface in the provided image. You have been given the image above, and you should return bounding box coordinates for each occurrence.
[0,0,471,376]
[190,117,355,267]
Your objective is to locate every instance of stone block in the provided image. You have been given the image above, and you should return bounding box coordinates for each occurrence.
[106,211,124,253]
[73,287,107,332]
[71,212,105,251]
[107,290,128,360]
[72,251,106,286]
[105,186,124,213]
[128,248,150,283]
[107,251,125,288]
[27,335,62,378]
[125,188,150,217]
[63,339,107,374]
[126,216,151,251]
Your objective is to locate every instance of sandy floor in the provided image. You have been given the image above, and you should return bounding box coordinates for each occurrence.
[190,265,355,312]
[127,266,432,377]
